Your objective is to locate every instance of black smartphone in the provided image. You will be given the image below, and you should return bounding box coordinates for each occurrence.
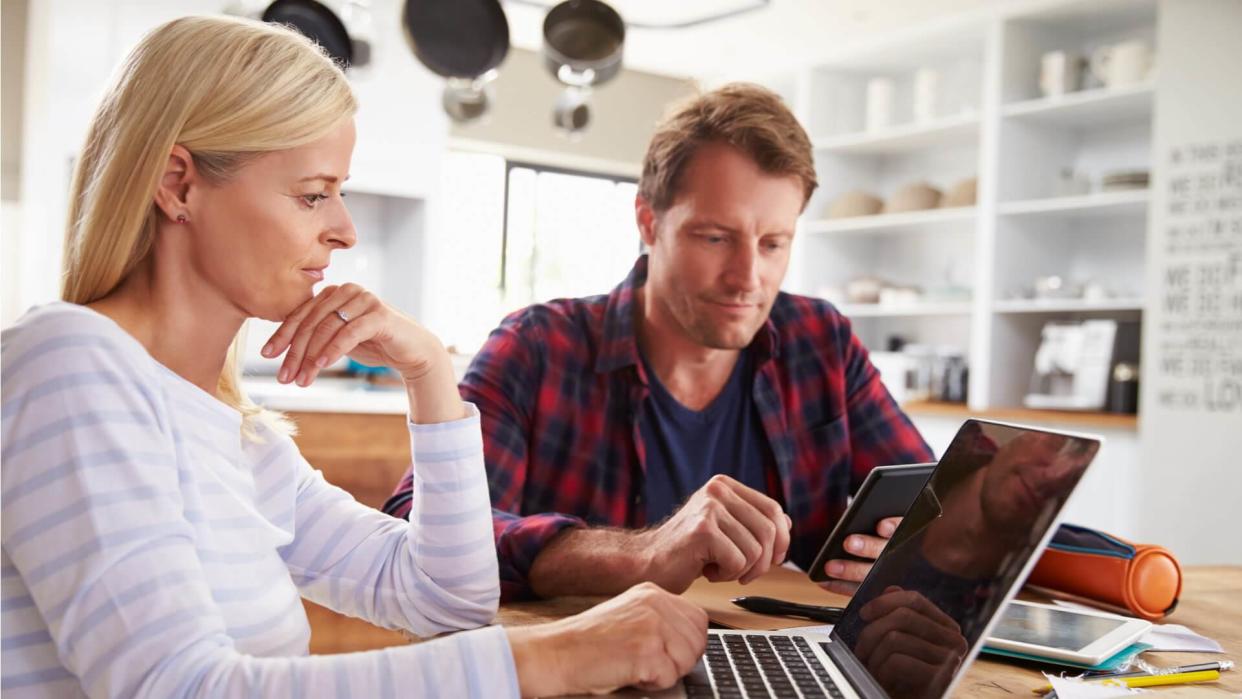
[807,462,936,583]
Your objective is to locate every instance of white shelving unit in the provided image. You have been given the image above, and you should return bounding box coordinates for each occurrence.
[993,298,1146,313]
[812,114,981,155]
[1001,82,1154,127]
[780,0,1157,415]
[804,207,976,236]
[836,302,975,318]
[997,189,1149,218]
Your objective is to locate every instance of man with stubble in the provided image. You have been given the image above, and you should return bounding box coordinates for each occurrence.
[385,84,934,601]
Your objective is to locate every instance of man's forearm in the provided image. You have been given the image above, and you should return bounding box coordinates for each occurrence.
[528,527,653,597]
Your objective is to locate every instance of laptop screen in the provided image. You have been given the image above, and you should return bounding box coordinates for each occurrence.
[832,420,1099,699]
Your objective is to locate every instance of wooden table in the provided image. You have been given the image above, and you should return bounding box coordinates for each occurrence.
[496,567,1242,696]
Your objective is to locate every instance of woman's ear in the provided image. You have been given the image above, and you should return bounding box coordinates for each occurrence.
[153,145,196,224]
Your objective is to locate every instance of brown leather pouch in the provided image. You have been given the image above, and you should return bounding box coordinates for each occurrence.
[1028,524,1182,621]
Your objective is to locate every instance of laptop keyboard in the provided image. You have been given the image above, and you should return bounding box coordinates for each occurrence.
[685,631,847,698]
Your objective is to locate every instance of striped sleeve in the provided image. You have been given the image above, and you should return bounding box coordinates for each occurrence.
[278,404,506,636]
[0,316,518,698]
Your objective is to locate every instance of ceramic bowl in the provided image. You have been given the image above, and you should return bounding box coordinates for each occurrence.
[827,190,883,218]
[942,177,977,208]
[885,181,943,213]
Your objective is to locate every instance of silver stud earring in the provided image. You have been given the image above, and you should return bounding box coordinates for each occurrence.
[176,214,188,223]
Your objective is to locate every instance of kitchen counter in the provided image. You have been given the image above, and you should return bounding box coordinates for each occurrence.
[242,377,409,414]
[242,354,474,414]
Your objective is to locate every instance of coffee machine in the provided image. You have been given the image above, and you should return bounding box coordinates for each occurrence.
[1025,320,1140,412]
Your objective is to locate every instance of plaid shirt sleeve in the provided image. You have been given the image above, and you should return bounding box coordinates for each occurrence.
[457,313,585,601]
[836,316,936,489]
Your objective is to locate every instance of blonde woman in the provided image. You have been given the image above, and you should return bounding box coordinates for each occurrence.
[0,15,706,698]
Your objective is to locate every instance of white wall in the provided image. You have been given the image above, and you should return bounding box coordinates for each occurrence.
[1,200,20,327]
[1137,0,1242,564]
[8,0,449,324]
[449,47,695,175]
[5,2,696,333]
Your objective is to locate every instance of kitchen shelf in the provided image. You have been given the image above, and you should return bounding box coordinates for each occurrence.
[781,0,1164,542]
[837,302,974,318]
[789,0,1156,428]
[997,190,1149,219]
[811,113,980,156]
[803,207,977,235]
[902,400,1138,430]
[1001,82,1154,128]
[992,298,1145,314]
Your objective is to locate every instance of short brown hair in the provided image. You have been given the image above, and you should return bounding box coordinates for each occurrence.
[639,83,817,212]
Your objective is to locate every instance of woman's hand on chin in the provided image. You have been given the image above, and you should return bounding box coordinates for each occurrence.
[261,284,466,423]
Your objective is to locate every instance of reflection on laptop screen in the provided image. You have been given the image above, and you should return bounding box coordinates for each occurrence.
[833,420,1099,699]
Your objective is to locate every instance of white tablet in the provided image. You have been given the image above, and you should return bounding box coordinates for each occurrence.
[986,601,1152,665]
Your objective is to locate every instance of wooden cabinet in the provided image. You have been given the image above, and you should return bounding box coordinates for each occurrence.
[302,600,408,655]
[287,411,415,653]
[288,411,413,510]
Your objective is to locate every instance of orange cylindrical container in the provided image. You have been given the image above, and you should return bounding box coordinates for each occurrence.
[1028,526,1182,622]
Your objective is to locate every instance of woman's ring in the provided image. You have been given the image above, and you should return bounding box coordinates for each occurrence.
[334,309,350,323]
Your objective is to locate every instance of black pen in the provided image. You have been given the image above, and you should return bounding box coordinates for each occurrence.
[731,596,845,624]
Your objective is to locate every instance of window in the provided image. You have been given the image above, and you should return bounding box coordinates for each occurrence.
[436,151,641,353]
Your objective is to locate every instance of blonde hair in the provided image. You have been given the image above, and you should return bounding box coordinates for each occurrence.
[62,15,357,435]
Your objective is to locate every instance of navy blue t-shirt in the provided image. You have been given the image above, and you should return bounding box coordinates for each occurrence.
[639,348,771,523]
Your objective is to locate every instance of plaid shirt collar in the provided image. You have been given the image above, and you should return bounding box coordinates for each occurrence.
[594,255,782,376]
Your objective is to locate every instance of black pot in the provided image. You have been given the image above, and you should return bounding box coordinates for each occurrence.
[542,0,625,87]
[402,0,509,79]
[263,0,356,67]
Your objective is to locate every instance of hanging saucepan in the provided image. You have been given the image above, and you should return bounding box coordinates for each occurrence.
[262,0,357,67]
[542,0,624,134]
[402,0,510,123]
[542,0,625,88]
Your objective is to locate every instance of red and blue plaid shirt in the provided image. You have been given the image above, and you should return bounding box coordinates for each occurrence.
[383,255,933,600]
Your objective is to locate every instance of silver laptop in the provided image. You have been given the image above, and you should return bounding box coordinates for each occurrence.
[628,419,1101,699]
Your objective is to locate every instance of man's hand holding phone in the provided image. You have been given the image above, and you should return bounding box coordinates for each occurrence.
[818,516,902,596]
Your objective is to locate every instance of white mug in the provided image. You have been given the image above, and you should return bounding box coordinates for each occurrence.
[1091,40,1152,88]
[912,68,939,123]
[865,77,895,132]
[1039,50,1083,97]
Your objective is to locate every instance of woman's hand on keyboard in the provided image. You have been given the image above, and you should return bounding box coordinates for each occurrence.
[505,582,709,697]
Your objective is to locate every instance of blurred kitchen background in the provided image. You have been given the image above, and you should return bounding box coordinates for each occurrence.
[2,0,1239,606]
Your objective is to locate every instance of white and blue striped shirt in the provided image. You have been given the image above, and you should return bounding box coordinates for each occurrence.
[1,303,520,698]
